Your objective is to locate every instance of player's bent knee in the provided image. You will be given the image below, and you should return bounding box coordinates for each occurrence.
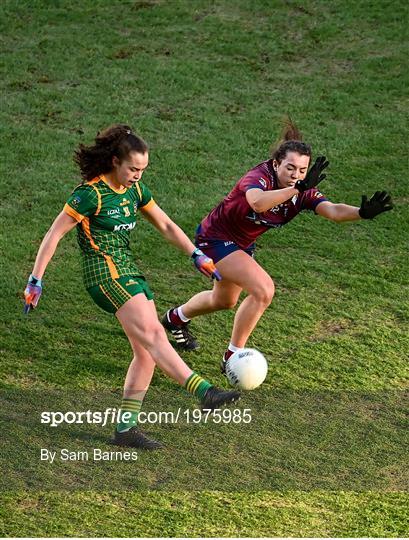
[214,296,238,310]
[253,280,275,305]
[143,323,169,350]
[267,280,275,302]
[127,321,166,351]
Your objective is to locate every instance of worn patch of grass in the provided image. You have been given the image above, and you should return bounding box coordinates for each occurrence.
[1,491,408,538]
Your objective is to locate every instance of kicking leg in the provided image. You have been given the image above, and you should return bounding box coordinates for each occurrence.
[116,293,240,404]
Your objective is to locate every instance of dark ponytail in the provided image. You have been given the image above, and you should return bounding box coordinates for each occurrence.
[74,124,148,182]
[271,116,311,163]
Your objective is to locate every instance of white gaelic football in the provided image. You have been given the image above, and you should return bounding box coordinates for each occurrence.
[225,348,268,390]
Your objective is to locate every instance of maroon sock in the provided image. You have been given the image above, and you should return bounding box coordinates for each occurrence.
[169,308,184,326]
[224,349,235,362]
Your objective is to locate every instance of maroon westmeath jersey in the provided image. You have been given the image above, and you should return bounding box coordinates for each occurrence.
[199,159,328,249]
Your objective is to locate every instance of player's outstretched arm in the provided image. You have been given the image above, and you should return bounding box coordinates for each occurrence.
[358,191,393,219]
[141,203,221,280]
[316,191,393,223]
[24,211,78,313]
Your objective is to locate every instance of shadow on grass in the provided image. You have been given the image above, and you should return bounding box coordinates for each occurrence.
[0,385,407,491]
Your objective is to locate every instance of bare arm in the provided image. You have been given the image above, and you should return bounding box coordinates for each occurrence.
[141,202,220,280]
[315,201,361,223]
[31,211,78,278]
[140,202,196,256]
[245,187,298,213]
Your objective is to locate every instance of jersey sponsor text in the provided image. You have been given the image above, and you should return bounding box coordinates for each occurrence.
[113,222,136,232]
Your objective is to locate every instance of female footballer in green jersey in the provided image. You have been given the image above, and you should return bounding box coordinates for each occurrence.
[24,124,240,449]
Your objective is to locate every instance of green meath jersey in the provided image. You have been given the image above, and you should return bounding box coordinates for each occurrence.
[64,175,155,288]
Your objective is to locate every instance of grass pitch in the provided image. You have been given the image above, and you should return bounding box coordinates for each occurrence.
[1,0,408,537]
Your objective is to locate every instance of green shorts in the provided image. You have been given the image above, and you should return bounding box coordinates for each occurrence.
[87,275,154,314]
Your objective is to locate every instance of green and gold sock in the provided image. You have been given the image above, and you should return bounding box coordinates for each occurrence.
[116,397,142,433]
[184,372,212,400]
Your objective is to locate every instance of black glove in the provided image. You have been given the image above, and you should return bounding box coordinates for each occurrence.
[295,156,329,193]
[359,191,393,219]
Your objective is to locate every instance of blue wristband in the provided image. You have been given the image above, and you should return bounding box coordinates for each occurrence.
[28,274,42,287]
[191,248,204,260]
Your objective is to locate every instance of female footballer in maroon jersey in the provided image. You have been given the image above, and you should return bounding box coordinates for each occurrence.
[162,119,393,371]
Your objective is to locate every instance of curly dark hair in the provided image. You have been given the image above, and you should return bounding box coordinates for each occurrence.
[271,117,311,163]
[74,124,149,181]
